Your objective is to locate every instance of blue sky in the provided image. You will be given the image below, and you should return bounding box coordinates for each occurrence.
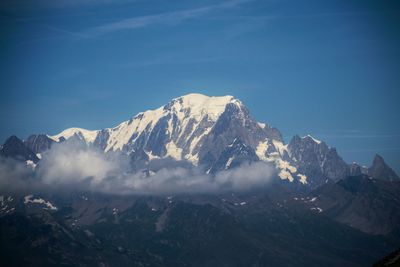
[1,0,399,172]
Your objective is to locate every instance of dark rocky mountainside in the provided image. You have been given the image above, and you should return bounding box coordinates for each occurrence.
[286,135,350,188]
[301,175,400,235]
[373,248,400,267]
[24,134,55,154]
[0,191,398,267]
[369,154,399,181]
[0,135,39,163]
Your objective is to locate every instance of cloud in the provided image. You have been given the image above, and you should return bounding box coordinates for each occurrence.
[0,157,35,193]
[86,0,253,36]
[0,0,142,10]
[0,139,275,195]
[119,55,226,69]
[37,140,130,187]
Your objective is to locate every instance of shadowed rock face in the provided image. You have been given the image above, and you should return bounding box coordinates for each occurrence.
[208,138,260,174]
[0,135,39,163]
[93,129,110,151]
[24,134,55,154]
[198,102,280,170]
[305,175,400,235]
[349,162,365,176]
[287,135,349,188]
[373,248,400,267]
[369,154,399,181]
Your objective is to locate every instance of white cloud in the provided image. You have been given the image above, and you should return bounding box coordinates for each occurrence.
[0,157,35,193]
[0,139,275,195]
[86,0,253,36]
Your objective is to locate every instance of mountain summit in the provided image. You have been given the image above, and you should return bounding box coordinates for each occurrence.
[369,154,399,181]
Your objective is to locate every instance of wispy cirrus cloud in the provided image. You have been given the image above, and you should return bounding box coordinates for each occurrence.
[315,133,400,139]
[119,55,226,69]
[85,0,253,36]
[0,0,143,10]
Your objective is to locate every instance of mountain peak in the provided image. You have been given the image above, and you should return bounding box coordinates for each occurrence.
[50,127,99,143]
[174,93,236,102]
[176,93,234,101]
[0,135,39,163]
[369,154,399,181]
[372,154,385,164]
[302,135,322,144]
[4,135,22,145]
[168,93,241,121]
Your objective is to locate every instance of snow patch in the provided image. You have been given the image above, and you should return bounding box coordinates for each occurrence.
[112,207,118,215]
[297,174,307,184]
[276,159,297,173]
[145,151,160,161]
[310,207,323,213]
[278,170,294,182]
[24,195,58,210]
[272,140,288,156]
[26,160,36,169]
[225,156,235,169]
[165,141,183,161]
[257,122,266,129]
[305,197,317,202]
[256,140,269,161]
[303,135,321,144]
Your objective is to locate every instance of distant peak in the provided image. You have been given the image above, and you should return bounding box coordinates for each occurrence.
[371,154,387,169]
[50,127,99,143]
[6,135,21,141]
[370,153,399,181]
[373,154,384,163]
[302,134,321,144]
[4,135,23,145]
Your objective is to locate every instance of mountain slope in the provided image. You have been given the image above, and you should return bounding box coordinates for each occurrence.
[287,135,349,188]
[1,192,398,267]
[373,248,400,267]
[0,135,39,163]
[24,134,55,154]
[303,175,400,235]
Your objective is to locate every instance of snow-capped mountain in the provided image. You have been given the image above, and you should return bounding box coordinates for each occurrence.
[2,93,398,187]
[49,94,282,158]
[44,93,304,183]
